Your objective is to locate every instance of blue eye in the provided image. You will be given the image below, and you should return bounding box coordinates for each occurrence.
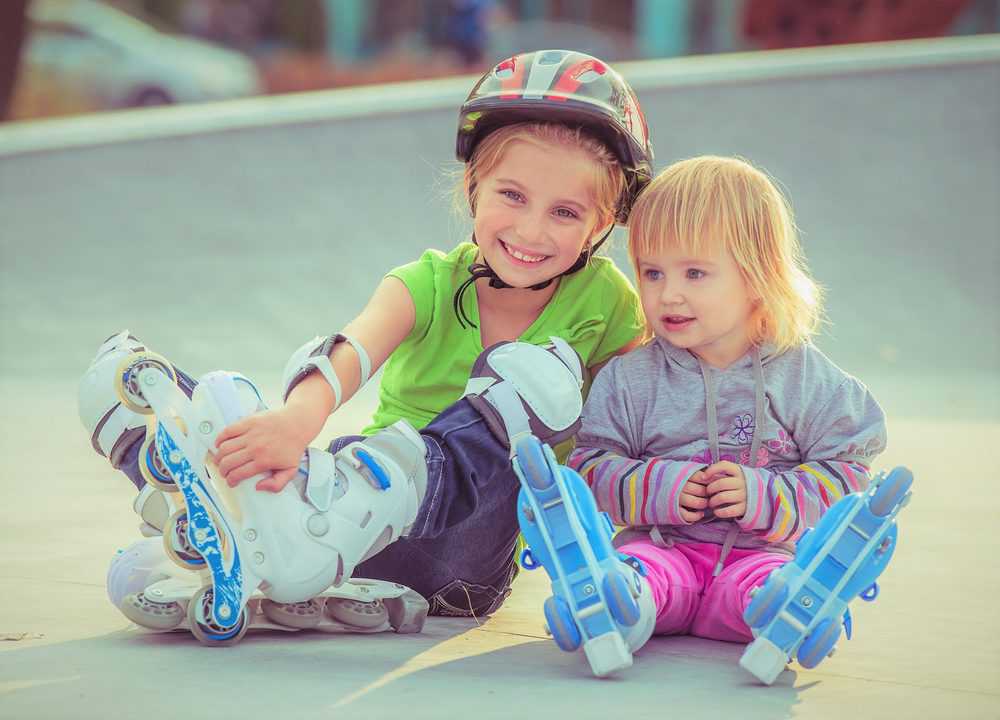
[501,189,524,202]
[554,207,579,220]
[643,268,662,281]
[686,268,706,280]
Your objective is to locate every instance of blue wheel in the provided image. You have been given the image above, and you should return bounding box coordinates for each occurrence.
[544,595,581,652]
[514,436,555,492]
[870,467,913,517]
[797,617,841,668]
[744,573,788,629]
[603,570,640,627]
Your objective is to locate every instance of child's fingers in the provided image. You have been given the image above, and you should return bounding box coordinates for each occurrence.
[680,491,708,510]
[684,480,708,497]
[256,467,297,493]
[679,507,704,523]
[709,488,746,508]
[223,457,265,487]
[704,461,739,480]
[713,502,747,519]
[215,421,249,449]
[706,474,743,496]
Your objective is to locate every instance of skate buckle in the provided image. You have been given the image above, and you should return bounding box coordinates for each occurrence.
[520,547,541,570]
[353,449,391,490]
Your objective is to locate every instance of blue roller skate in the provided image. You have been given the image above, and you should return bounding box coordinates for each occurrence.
[513,434,651,677]
[740,467,914,684]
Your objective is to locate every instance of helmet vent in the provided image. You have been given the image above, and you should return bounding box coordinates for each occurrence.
[494,58,516,79]
[539,50,564,64]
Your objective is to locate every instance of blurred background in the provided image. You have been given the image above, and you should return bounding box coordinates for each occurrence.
[2,0,999,121]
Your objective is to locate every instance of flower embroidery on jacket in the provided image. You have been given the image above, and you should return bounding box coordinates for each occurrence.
[765,428,795,456]
[689,448,738,465]
[730,414,756,444]
[740,446,770,468]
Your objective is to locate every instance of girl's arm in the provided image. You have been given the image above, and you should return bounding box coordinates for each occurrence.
[570,356,707,526]
[215,276,416,490]
[736,379,887,543]
[569,447,707,526]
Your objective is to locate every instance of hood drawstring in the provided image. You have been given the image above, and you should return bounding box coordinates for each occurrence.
[697,346,767,577]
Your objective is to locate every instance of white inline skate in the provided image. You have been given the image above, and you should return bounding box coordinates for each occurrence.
[108,537,427,639]
[111,349,429,645]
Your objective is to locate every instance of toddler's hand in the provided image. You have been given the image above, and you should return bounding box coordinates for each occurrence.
[679,468,710,523]
[214,406,309,492]
[703,461,748,520]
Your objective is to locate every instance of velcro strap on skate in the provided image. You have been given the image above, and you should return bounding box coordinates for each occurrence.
[547,335,584,386]
[303,447,339,512]
[95,404,146,459]
[481,381,532,439]
[283,334,372,413]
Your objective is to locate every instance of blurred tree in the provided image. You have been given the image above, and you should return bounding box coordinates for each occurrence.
[0,0,28,121]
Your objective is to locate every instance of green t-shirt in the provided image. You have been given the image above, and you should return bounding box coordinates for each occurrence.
[362,242,644,436]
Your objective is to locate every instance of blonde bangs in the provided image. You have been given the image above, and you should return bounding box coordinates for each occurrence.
[629,156,824,353]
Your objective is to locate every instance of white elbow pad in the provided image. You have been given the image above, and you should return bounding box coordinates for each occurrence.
[282,334,372,413]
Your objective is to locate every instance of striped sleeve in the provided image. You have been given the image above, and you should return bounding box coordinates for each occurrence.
[738,376,887,542]
[738,460,873,542]
[568,446,702,527]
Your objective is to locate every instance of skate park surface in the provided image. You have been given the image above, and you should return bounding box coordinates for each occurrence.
[1,36,998,720]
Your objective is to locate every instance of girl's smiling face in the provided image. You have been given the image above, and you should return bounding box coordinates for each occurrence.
[472,139,607,288]
[637,245,757,368]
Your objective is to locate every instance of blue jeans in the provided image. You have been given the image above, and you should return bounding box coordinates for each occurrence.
[117,370,520,617]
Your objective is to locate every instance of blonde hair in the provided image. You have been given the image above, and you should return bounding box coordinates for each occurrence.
[462,122,625,240]
[628,156,823,353]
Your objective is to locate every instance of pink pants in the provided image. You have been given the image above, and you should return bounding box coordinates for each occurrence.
[617,540,788,643]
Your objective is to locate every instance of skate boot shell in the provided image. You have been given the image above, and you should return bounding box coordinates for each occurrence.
[113,351,427,645]
[740,467,914,684]
[513,434,651,677]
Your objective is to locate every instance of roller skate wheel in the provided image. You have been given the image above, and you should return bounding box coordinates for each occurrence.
[162,509,206,569]
[543,595,581,652]
[326,597,389,629]
[261,598,323,629]
[114,351,177,415]
[138,432,177,491]
[188,586,249,646]
[120,591,185,631]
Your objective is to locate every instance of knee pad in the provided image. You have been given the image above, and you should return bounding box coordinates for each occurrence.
[78,330,149,468]
[463,337,584,448]
[282,333,372,411]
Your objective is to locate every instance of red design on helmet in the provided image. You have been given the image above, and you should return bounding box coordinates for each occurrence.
[456,49,654,223]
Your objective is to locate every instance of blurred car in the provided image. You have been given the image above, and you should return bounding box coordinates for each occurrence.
[24,0,261,109]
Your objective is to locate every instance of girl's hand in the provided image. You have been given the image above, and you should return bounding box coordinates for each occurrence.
[213,406,309,492]
[679,469,710,523]
[703,461,748,519]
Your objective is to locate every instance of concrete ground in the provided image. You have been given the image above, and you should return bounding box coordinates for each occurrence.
[1,37,998,719]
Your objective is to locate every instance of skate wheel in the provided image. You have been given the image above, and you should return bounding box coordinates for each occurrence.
[384,589,429,633]
[138,432,177,491]
[870,467,913,517]
[603,570,640,627]
[797,617,841,668]
[514,435,555,491]
[326,597,389,629]
[188,586,249,646]
[261,598,323,629]
[114,351,177,414]
[544,595,581,652]
[744,573,788,629]
[163,509,207,570]
[120,591,185,631]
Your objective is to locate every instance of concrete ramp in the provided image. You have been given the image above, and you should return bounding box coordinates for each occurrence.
[0,36,997,719]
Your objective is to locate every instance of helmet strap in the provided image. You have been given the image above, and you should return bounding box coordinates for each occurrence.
[452,226,614,329]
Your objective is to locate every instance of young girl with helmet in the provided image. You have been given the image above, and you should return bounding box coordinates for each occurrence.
[80,49,656,634]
